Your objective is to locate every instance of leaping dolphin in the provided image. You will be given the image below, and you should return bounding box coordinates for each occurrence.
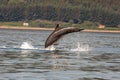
[45,24,84,48]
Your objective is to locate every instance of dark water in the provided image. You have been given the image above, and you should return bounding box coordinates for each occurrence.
[0,29,120,80]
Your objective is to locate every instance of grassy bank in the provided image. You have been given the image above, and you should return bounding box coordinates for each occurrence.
[0,20,72,28]
[0,20,120,30]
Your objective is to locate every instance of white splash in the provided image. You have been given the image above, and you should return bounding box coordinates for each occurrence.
[70,43,90,52]
[1,46,7,48]
[20,41,36,49]
[45,45,56,51]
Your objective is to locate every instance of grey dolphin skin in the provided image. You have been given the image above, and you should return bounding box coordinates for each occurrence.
[45,24,84,48]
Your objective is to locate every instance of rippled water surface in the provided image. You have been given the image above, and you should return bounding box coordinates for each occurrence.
[0,29,120,80]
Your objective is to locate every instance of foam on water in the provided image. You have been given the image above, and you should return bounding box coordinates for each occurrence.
[20,41,37,49]
[70,43,90,52]
[0,41,56,52]
[0,41,91,52]
[20,41,56,51]
[44,42,90,52]
[0,46,7,48]
[45,45,56,51]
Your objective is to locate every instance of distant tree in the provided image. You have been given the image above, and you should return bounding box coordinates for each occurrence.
[0,0,120,26]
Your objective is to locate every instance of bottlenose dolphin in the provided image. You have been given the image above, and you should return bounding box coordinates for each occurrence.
[45,24,84,48]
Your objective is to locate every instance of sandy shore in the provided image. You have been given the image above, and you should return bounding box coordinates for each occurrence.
[0,26,54,31]
[83,29,120,33]
[0,26,120,33]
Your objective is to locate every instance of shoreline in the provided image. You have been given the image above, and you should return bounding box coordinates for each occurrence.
[0,26,120,33]
[83,29,120,33]
[0,26,54,31]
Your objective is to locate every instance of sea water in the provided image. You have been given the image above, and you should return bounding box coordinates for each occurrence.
[0,29,120,80]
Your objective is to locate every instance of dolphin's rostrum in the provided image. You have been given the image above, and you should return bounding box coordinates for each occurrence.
[45,24,84,48]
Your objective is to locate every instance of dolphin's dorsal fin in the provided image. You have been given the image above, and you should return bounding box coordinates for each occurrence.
[55,24,59,30]
[55,24,62,31]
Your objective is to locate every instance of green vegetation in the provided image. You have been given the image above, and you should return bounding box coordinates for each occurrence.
[0,20,73,28]
[0,0,120,28]
[0,20,120,30]
[0,21,23,27]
